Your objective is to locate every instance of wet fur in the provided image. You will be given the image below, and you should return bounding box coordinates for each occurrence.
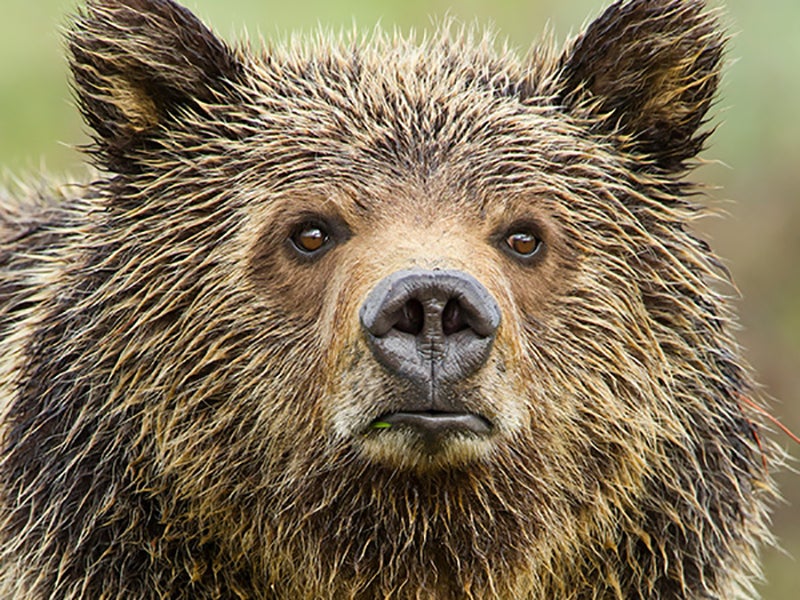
[0,0,778,598]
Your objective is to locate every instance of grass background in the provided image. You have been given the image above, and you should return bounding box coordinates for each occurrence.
[1,0,797,596]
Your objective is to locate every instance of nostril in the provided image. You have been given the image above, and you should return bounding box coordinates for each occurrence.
[360,269,501,386]
[442,299,468,336]
[395,299,424,335]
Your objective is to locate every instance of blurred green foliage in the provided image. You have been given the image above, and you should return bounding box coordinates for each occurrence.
[1,0,797,597]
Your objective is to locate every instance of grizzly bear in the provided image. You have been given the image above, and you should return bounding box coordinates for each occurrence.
[0,0,779,598]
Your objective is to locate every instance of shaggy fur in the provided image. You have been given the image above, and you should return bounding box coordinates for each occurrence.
[0,0,778,598]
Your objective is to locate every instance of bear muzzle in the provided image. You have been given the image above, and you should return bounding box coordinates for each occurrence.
[360,268,501,451]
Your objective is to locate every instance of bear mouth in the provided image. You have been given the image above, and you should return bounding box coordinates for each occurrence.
[367,411,493,452]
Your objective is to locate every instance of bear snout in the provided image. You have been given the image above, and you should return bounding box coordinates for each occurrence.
[359,268,501,453]
[360,268,501,387]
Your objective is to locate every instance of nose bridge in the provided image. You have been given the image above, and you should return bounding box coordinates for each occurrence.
[366,218,476,274]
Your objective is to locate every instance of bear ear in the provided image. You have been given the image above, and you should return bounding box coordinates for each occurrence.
[556,0,725,173]
[68,0,244,172]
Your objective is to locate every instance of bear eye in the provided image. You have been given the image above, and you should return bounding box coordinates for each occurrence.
[290,223,330,255]
[505,230,542,258]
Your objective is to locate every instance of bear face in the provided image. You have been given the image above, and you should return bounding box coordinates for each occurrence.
[0,1,777,599]
[243,112,585,473]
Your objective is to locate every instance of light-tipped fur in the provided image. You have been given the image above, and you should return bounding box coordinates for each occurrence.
[0,0,779,598]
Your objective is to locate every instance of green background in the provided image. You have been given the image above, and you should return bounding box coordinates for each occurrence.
[1,1,797,597]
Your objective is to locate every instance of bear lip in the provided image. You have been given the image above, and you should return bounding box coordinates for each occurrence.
[368,411,493,447]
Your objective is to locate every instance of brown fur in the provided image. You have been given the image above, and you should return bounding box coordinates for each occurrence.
[0,0,779,598]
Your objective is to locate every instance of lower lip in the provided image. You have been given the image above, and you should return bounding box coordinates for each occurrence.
[368,411,492,436]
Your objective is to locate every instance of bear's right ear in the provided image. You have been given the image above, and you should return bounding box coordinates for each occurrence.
[68,0,244,172]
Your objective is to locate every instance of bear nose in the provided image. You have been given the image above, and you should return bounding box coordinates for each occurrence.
[359,269,501,388]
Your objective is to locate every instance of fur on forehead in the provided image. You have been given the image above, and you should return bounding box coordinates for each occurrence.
[69,0,723,179]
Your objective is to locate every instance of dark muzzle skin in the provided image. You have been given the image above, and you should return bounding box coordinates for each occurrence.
[360,269,501,448]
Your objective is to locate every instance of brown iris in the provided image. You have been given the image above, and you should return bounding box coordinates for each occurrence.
[506,231,540,256]
[292,225,328,254]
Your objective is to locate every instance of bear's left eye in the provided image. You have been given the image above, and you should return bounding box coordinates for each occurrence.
[290,223,331,255]
[503,227,544,260]
[506,231,540,256]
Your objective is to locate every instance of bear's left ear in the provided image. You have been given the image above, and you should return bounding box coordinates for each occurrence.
[556,0,724,172]
[68,0,245,172]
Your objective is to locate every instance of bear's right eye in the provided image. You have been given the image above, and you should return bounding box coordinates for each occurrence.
[290,223,331,256]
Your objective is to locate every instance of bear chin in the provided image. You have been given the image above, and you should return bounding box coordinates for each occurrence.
[362,411,496,472]
[359,426,498,472]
